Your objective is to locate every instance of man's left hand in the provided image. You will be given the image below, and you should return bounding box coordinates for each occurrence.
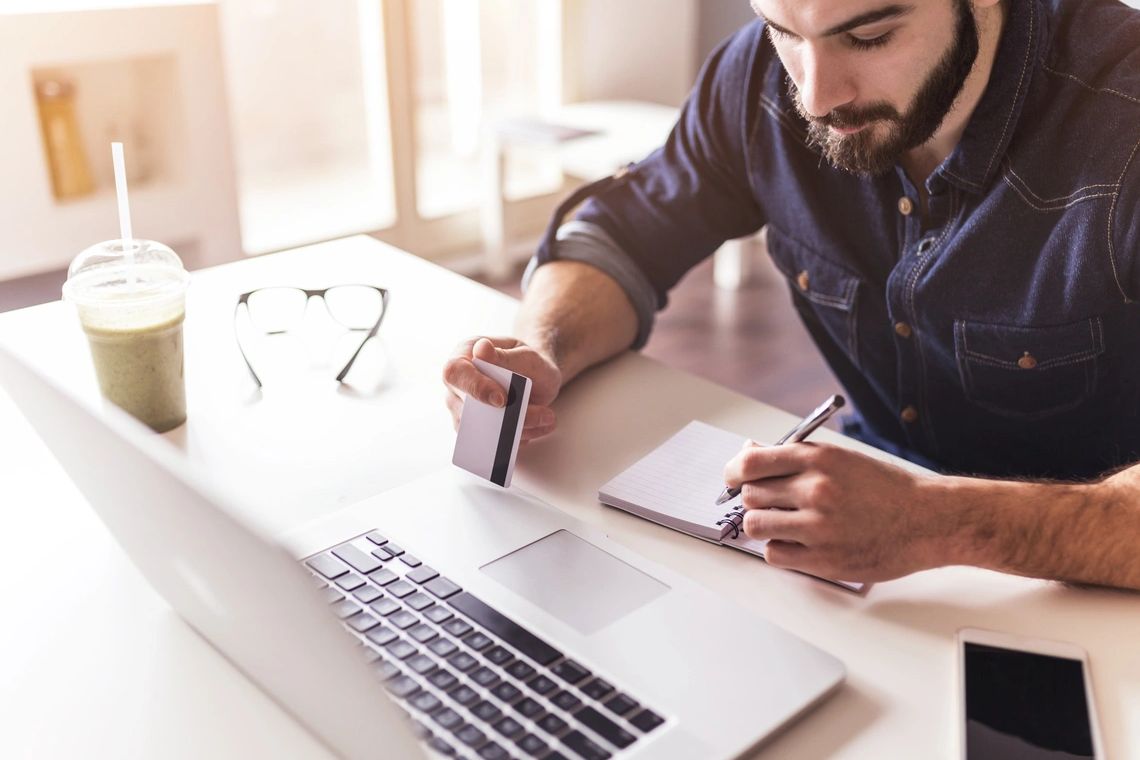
[722,441,950,583]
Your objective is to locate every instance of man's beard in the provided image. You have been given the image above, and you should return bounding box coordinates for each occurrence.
[788,0,980,176]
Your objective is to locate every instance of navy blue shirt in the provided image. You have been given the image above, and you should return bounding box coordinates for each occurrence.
[534,0,1140,480]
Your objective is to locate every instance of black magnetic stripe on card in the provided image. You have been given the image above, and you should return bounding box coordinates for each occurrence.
[491,374,527,486]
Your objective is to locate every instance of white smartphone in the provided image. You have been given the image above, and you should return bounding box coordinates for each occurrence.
[958,627,1104,760]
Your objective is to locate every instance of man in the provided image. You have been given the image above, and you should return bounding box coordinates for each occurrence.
[443,0,1140,591]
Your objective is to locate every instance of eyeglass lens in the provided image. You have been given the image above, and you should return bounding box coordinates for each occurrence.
[246,286,383,333]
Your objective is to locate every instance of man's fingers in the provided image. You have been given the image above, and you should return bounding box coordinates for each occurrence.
[443,356,507,406]
[523,405,555,430]
[763,540,812,570]
[742,508,811,543]
[723,443,819,488]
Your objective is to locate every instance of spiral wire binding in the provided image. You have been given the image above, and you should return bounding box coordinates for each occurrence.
[715,506,745,539]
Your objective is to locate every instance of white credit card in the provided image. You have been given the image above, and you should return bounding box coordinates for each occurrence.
[452,358,533,488]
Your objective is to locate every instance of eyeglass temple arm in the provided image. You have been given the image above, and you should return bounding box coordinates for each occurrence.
[233,301,263,388]
[336,290,389,383]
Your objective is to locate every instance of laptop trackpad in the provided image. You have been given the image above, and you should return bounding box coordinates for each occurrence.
[480,530,670,636]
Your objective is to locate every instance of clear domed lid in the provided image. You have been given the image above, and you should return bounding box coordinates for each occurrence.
[63,239,188,309]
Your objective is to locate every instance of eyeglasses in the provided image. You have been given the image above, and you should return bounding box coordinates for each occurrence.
[233,285,390,387]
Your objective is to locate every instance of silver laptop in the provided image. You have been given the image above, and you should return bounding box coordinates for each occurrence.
[0,344,844,760]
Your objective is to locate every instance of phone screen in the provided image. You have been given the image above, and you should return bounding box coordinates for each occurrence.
[964,642,1094,759]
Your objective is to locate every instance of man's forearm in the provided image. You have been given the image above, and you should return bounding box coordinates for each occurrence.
[516,260,639,385]
[932,465,1140,591]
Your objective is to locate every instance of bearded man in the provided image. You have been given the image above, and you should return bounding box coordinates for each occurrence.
[443,0,1140,591]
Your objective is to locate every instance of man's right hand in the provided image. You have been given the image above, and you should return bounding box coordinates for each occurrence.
[442,337,563,443]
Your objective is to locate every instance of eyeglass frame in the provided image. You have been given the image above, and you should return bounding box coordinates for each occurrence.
[233,284,390,388]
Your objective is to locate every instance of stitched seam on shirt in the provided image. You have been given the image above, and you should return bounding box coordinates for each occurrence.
[1001,174,1116,212]
[982,0,1035,183]
[1041,64,1140,108]
[941,167,983,191]
[962,350,1100,370]
[1106,133,1140,302]
[1003,160,1119,203]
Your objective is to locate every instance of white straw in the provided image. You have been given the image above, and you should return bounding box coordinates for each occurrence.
[111,142,134,266]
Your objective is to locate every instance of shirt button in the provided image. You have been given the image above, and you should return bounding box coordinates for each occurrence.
[796,270,810,292]
[917,238,934,254]
[894,322,913,339]
[900,406,919,424]
[1018,352,1038,370]
[897,197,915,216]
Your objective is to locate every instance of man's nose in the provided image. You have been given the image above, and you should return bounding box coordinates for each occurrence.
[797,45,856,119]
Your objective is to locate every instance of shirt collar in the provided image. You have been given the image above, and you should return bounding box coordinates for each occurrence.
[938,0,1046,194]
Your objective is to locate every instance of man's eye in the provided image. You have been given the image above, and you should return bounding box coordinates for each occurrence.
[767,25,794,42]
[847,30,894,49]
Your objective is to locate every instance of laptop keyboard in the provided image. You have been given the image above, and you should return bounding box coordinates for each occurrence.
[305,531,666,759]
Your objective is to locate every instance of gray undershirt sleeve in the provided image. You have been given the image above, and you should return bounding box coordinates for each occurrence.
[521,220,659,350]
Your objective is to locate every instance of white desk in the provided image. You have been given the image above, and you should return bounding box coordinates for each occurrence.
[1,236,1137,759]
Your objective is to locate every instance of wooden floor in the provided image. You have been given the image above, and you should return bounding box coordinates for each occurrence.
[0,245,839,422]
[480,252,839,423]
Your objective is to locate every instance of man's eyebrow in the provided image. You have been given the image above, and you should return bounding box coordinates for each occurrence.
[761,4,915,39]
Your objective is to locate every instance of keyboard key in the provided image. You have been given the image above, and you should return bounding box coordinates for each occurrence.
[409,623,438,643]
[449,592,561,666]
[406,592,435,611]
[470,700,502,723]
[552,659,591,685]
[400,554,423,567]
[332,543,383,574]
[513,697,544,719]
[411,720,432,739]
[580,678,614,700]
[370,597,400,617]
[551,690,582,712]
[368,568,399,586]
[362,648,381,664]
[603,693,638,717]
[346,612,380,633]
[456,724,486,748]
[366,626,398,647]
[492,716,525,739]
[537,713,568,736]
[449,651,479,672]
[629,708,665,733]
[465,632,493,651]
[387,580,417,598]
[353,585,383,604]
[429,736,457,756]
[433,708,464,730]
[385,543,406,557]
[424,605,453,624]
[449,684,480,706]
[443,619,474,638]
[484,645,514,666]
[470,666,500,689]
[390,610,419,630]
[575,706,635,749]
[517,733,550,757]
[410,690,443,714]
[490,682,522,704]
[506,661,536,681]
[428,668,460,691]
[332,599,359,619]
[477,741,510,760]
[365,530,388,546]
[528,674,558,695]
[561,730,612,760]
[373,660,400,680]
[426,577,463,599]
[407,653,437,675]
[372,545,397,561]
[335,572,366,591]
[385,639,417,660]
[385,675,420,699]
[321,586,344,604]
[306,553,348,579]
[407,565,440,584]
[428,638,460,658]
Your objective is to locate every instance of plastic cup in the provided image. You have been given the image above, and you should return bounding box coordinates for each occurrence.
[62,239,190,432]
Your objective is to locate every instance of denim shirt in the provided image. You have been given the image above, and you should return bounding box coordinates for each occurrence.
[532,0,1140,480]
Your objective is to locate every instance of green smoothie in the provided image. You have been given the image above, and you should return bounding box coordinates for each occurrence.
[82,311,186,433]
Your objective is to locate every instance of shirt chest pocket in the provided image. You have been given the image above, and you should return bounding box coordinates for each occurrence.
[954,318,1105,420]
[766,226,863,368]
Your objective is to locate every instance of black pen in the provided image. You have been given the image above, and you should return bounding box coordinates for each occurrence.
[714,394,846,506]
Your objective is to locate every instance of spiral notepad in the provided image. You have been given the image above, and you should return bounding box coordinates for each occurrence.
[598,420,863,592]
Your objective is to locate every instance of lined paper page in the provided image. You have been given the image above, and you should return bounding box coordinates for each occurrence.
[599,421,747,540]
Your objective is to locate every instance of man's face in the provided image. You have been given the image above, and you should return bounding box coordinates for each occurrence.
[754,0,980,175]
